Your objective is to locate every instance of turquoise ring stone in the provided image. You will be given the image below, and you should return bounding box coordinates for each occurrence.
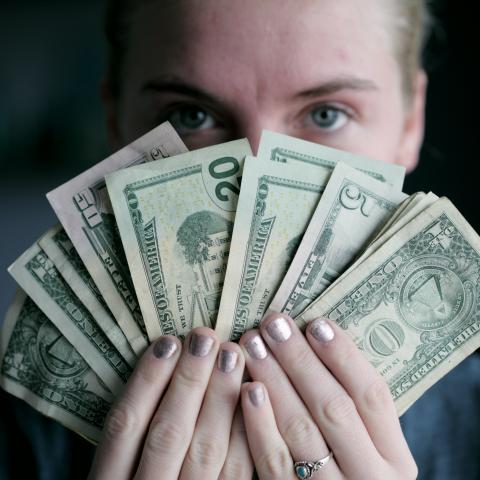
[293,452,333,479]
[295,463,310,479]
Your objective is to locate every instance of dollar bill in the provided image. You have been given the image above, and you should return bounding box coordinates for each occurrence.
[296,198,480,415]
[257,130,405,190]
[9,242,132,395]
[269,163,407,317]
[106,140,252,340]
[369,192,427,245]
[367,192,439,253]
[215,156,332,341]
[39,225,137,367]
[0,290,113,443]
[331,192,440,292]
[47,122,188,354]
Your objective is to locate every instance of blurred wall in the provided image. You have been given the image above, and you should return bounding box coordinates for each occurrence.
[0,0,466,320]
[0,1,108,318]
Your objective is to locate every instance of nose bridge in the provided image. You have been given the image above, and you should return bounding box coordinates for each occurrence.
[234,114,286,155]
[241,123,262,155]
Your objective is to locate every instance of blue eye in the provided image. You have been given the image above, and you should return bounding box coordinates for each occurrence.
[310,105,348,131]
[167,106,216,132]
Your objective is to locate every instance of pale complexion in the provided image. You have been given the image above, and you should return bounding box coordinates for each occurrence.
[94,0,424,478]
[104,0,426,170]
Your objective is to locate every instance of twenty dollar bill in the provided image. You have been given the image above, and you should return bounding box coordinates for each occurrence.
[215,156,331,341]
[107,140,252,340]
[257,130,405,190]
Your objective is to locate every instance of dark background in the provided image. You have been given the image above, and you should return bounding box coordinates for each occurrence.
[0,0,464,320]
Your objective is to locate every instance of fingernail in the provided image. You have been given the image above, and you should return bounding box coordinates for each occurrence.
[266,315,292,342]
[248,384,265,407]
[310,318,335,343]
[218,349,238,373]
[189,333,215,357]
[153,337,178,359]
[245,335,267,359]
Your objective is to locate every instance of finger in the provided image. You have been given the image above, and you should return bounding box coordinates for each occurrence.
[180,342,245,479]
[239,330,342,479]
[135,328,219,479]
[218,407,254,480]
[88,335,181,480]
[241,382,295,480]
[260,312,381,478]
[306,317,415,468]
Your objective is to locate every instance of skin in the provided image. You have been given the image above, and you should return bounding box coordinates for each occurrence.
[93,0,425,478]
[104,0,426,170]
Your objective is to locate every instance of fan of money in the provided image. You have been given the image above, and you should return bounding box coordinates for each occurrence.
[1,122,479,443]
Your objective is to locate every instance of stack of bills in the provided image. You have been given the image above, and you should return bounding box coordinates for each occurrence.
[2,122,479,443]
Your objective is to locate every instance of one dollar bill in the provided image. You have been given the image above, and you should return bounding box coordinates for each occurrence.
[38,225,137,367]
[0,290,113,443]
[47,122,188,354]
[296,197,480,415]
[8,241,132,395]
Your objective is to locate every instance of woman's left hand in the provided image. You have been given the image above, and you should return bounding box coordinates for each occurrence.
[238,313,418,480]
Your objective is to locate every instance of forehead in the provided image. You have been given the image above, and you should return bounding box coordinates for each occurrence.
[126,0,395,96]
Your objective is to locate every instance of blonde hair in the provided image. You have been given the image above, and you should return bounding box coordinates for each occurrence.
[388,1,432,101]
[105,0,432,102]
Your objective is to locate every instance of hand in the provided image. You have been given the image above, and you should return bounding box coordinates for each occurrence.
[88,327,253,479]
[239,313,418,480]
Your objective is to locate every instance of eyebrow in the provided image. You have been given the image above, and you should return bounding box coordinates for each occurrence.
[141,75,378,104]
[141,78,220,104]
[296,77,379,98]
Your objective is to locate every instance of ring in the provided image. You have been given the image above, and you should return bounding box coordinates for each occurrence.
[294,451,333,479]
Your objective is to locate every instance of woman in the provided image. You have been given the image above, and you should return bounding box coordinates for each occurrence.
[77,0,474,479]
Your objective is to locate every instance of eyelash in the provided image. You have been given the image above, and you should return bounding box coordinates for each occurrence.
[157,102,354,134]
[158,103,221,134]
[302,103,354,132]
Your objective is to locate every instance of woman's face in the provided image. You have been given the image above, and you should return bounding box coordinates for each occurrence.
[105,0,426,171]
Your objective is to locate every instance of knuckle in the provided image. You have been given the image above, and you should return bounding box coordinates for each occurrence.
[292,350,321,382]
[258,448,291,478]
[282,413,318,445]
[322,392,356,426]
[186,436,225,468]
[175,364,207,391]
[335,340,358,370]
[136,359,162,384]
[363,376,393,412]
[220,457,252,480]
[144,417,186,457]
[103,403,137,440]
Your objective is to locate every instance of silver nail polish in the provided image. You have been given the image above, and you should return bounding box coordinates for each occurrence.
[189,333,215,357]
[266,315,292,342]
[218,349,238,373]
[153,337,178,359]
[248,385,265,407]
[245,335,267,359]
[310,319,334,343]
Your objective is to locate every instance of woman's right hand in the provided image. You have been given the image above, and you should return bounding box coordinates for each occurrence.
[88,327,253,479]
